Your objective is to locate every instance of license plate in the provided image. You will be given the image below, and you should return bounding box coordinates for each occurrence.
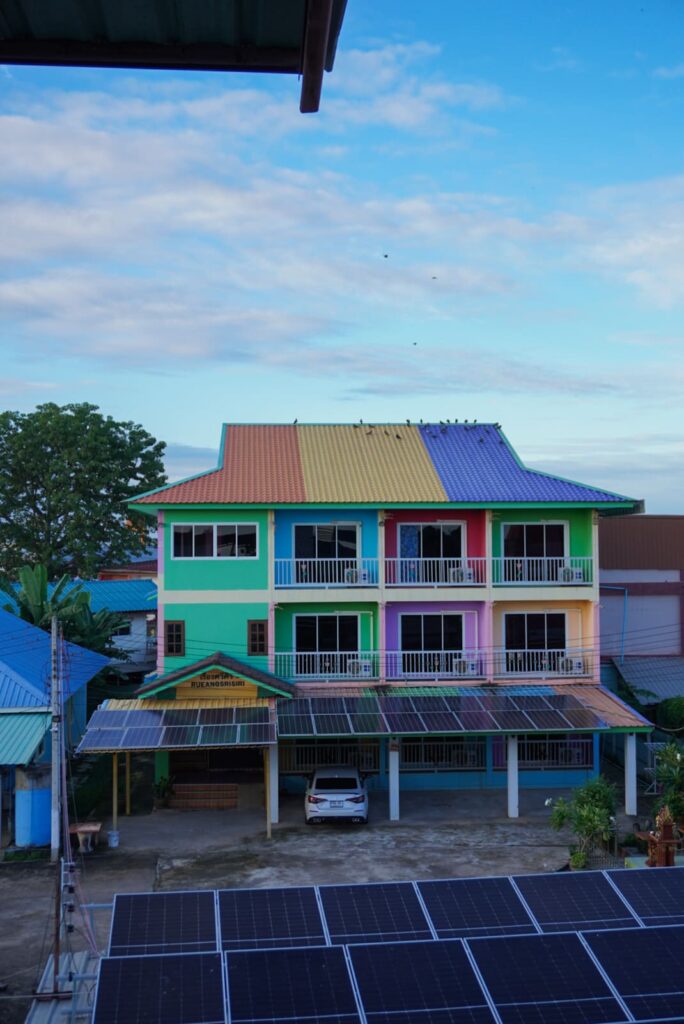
[330,800,344,808]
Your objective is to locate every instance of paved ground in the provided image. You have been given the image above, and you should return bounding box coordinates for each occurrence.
[0,787,643,1024]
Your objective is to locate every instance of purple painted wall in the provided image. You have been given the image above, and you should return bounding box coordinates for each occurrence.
[385,601,485,650]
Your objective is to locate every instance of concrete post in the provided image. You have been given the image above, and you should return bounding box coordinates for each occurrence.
[50,615,61,863]
[112,753,118,831]
[125,752,131,816]
[624,733,637,816]
[507,735,519,818]
[269,744,279,825]
[389,739,400,821]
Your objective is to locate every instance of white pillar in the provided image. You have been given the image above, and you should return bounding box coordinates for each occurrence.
[507,735,519,818]
[624,733,637,816]
[389,740,400,821]
[269,744,279,824]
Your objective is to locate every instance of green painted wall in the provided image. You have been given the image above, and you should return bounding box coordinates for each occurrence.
[162,600,269,674]
[163,508,269,591]
[275,602,379,652]
[491,508,593,557]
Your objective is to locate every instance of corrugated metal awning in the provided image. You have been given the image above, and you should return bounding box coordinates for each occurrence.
[0,711,51,765]
[613,657,684,705]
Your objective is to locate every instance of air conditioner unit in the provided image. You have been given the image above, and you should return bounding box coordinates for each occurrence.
[449,566,474,584]
[348,658,373,677]
[454,659,479,677]
[558,565,584,583]
[344,567,370,584]
[559,656,585,675]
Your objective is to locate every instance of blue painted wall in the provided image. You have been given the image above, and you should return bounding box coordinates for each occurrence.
[15,773,51,846]
[274,509,379,559]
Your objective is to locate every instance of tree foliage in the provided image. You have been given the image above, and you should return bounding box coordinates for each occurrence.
[0,564,127,657]
[549,776,617,859]
[0,403,166,578]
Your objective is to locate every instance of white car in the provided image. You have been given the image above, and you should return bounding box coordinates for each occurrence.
[305,767,368,824]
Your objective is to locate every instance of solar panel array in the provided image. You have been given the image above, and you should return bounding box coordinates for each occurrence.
[78,705,275,752]
[95,867,684,1024]
[276,690,607,736]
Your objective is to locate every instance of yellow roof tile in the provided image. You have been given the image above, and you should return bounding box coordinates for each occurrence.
[297,424,447,503]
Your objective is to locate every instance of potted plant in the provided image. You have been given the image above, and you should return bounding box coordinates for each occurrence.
[548,776,617,869]
[653,742,684,826]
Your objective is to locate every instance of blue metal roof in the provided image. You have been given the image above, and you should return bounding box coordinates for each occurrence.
[613,657,684,705]
[418,424,636,505]
[60,579,156,613]
[0,609,109,708]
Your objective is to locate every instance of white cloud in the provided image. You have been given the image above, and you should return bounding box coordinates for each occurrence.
[653,63,684,79]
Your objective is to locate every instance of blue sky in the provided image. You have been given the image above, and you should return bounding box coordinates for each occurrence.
[1,1,683,510]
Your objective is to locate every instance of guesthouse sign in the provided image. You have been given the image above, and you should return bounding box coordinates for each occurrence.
[176,669,259,700]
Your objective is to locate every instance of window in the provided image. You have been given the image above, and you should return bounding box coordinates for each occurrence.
[294,524,358,583]
[398,523,463,582]
[164,620,185,657]
[248,620,268,656]
[502,523,565,581]
[294,614,359,675]
[400,614,463,674]
[172,523,257,559]
[504,613,566,672]
[112,619,132,637]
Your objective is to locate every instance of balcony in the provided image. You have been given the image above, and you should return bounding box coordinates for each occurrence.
[385,650,485,680]
[492,557,593,586]
[493,648,593,678]
[274,651,381,681]
[275,558,378,588]
[385,558,486,587]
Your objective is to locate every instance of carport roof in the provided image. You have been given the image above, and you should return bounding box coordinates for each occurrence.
[135,652,296,698]
[0,710,51,765]
[0,0,348,113]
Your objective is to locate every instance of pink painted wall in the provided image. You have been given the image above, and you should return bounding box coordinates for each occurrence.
[384,509,486,559]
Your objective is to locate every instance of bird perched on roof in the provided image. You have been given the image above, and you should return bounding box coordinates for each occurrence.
[293,418,298,424]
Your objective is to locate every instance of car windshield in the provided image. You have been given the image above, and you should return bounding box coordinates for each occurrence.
[314,778,358,791]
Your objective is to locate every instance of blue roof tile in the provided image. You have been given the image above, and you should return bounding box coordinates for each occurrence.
[63,579,156,613]
[419,424,633,504]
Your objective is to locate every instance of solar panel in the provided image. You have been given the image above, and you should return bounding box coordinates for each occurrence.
[233,706,269,724]
[523,709,574,730]
[561,709,606,729]
[513,695,553,710]
[319,882,432,945]
[312,714,351,734]
[124,709,166,727]
[478,695,519,711]
[198,724,239,746]
[226,946,361,1024]
[198,708,235,725]
[458,710,498,731]
[344,696,380,714]
[161,726,202,747]
[162,709,199,726]
[419,711,463,732]
[80,728,123,750]
[469,932,628,1024]
[121,726,162,749]
[347,713,389,734]
[109,891,217,956]
[418,877,537,939]
[349,938,496,1024]
[583,924,684,1022]
[411,695,449,711]
[94,953,225,1024]
[309,697,348,714]
[545,694,583,709]
[378,696,417,712]
[237,723,275,744]
[383,711,425,733]
[513,871,641,933]
[277,713,315,735]
[607,867,684,926]
[88,710,130,728]
[443,694,484,712]
[218,886,326,951]
[490,710,534,731]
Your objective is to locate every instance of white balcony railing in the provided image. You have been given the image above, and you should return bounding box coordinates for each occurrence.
[275,558,378,588]
[493,648,593,677]
[385,557,486,587]
[274,651,380,680]
[492,557,593,585]
[385,650,484,680]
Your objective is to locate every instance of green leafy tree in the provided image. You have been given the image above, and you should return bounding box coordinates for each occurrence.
[0,564,127,657]
[654,741,684,821]
[0,403,165,578]
[548,776,617,867]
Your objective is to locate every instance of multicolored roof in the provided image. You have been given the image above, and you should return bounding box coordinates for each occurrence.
[132,423,639,508]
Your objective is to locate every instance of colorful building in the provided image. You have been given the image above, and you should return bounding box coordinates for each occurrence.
[78,423,651,822]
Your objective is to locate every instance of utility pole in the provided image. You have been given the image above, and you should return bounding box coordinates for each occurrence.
[50,615,61,863]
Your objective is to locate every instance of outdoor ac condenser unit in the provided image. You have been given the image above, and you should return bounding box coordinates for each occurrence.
[559,656,585,675]
[558,566,584,583]
[348,659,373,677]
[344,567,369,584]
[449,566,474,584]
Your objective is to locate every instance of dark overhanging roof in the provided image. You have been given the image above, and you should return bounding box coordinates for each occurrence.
[135,651,296,698]
[0,0,347,113]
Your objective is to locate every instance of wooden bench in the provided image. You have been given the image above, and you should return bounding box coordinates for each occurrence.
[69,822,102,853]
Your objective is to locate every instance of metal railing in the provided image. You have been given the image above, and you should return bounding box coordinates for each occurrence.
[385,557,486,586]
[385,650,484,680]
[279,741,380,774]
[493,648,593,677]
[492,557,593,585]
[275,558,378,587]
[274,651,381,681]
[400,737,486,771]
[492,735,594,770]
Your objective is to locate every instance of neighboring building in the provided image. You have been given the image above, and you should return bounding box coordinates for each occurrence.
[66,579,157,679]
[98,548,157,581]
[0,610,108,847]
[600,514,684,715]
[79,423,650,821]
